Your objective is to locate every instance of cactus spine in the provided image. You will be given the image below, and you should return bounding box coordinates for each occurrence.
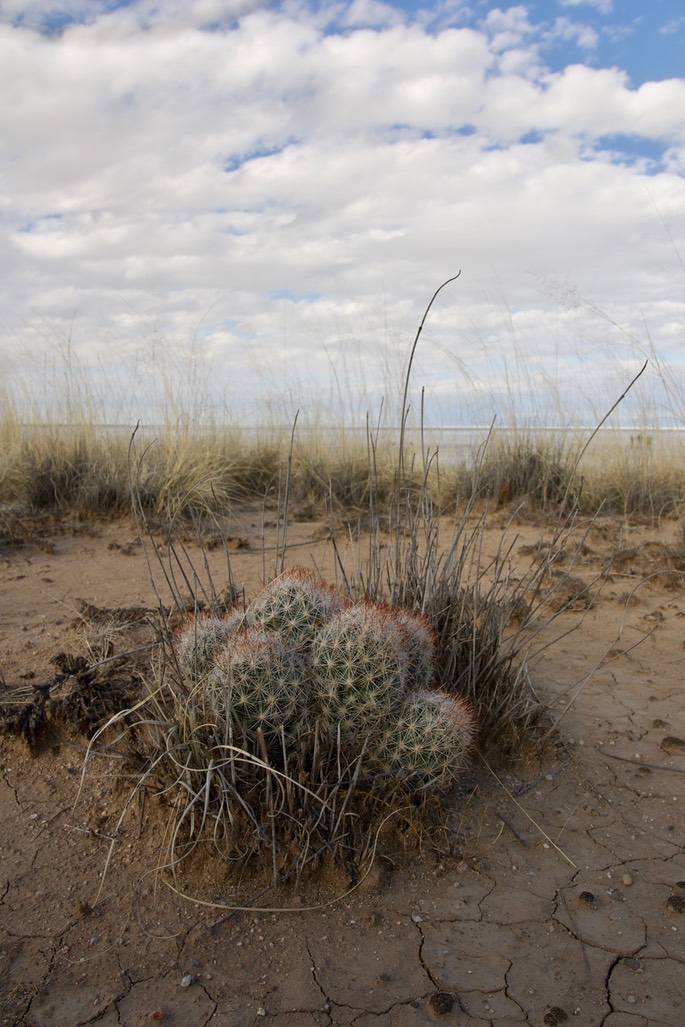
[247,567,346,646]
[174,609,244,680]
[209,626,307,737]
[309,603,409,737]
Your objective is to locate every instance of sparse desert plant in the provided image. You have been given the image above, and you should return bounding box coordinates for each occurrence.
[473,432,575,509]
[3,352,680,523]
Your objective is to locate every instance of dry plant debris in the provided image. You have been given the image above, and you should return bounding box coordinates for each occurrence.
[0,650,141,745]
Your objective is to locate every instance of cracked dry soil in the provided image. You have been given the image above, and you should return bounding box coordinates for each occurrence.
[1,509,684,1027]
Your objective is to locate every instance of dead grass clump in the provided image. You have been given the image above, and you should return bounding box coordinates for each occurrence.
[4,389,685,524]
[0,415,407,524]
[569,431,685,519]
[467,434,576,510]
[610,540,685,589]
[0,426,131,516]
[0,650,143,747]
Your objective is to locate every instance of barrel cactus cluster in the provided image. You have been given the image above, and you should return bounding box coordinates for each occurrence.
[174,567,477,793]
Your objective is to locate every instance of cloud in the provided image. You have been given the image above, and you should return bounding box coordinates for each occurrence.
[558,0,613,14]
[482,4,535,52]
[340,0,404,29]
[0,3,684,425]
[549,15,598,50]
[660,15,685,37]
[0,0,266,34]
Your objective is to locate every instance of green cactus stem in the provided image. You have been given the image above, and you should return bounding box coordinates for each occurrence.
[370,688,478,791]
[390,606,438,690]
[174,609,244,680]
[310,603,409,736]
[209,626,307,737]
[247,567,347,646]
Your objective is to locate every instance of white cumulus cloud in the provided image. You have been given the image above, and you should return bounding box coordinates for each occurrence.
[0,1,683,426]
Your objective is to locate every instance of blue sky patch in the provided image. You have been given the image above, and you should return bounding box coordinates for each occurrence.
[594,133,669,171]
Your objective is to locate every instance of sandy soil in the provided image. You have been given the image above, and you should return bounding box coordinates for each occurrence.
[1,506,684,1027]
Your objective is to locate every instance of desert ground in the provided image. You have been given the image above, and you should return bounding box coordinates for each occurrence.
[1,505,684,1027]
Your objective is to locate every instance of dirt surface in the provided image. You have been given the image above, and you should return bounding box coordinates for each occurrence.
[1,507,684,1027]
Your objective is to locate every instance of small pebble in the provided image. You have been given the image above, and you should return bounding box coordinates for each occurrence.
[661,736,685,754]
[429,991,455,1015]
[622,957,642,972]
[411,913,423,923]
[180,974,193,989]
[622,873,633,886]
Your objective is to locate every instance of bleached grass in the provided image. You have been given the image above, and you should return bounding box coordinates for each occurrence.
[4,410,685,524]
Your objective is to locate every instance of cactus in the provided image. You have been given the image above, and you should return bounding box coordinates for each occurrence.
[247,567,347,646]
[391,607,437,690]
[369,688,478,791]
[174,609,244,680]
[310,603,409,737]
[209,626,308,738]
[177,574,477,795]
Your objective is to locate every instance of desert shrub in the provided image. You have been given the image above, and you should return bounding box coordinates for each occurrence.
[469,434,575,509]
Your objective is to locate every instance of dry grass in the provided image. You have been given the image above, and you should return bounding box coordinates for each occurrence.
[3,411,685,525]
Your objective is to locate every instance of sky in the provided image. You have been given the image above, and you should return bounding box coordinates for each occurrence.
[1,0,684,427]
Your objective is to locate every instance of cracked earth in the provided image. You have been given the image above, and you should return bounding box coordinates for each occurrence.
[1,509,684,1026]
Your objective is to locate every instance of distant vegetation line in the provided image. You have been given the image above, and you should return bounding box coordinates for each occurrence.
[1,414,684,522]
